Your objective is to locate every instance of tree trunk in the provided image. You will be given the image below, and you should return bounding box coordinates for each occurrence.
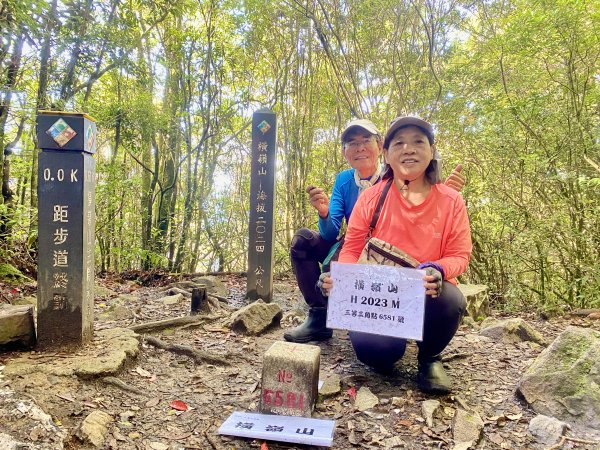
[30,0,58,212]
[0,32,24,237]
[57,0,94,106]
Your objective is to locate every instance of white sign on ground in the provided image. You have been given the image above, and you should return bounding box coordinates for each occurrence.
[327,262,426,340]
[218,411,335,447]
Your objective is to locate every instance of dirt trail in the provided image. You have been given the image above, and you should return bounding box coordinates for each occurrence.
[1,275,599,449]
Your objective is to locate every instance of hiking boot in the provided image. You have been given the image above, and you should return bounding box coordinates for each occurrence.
[417,355,451,394]
[283,307,333,343]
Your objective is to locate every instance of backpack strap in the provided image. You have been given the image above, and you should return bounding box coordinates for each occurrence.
[367,177,393,239]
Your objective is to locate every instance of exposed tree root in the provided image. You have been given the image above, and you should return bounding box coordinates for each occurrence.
[546,435,600,450]
[129,315,210,333]
[569,308,600,316]
[102,376,145,396]
[144,336,230,366]
[204,430,228,450]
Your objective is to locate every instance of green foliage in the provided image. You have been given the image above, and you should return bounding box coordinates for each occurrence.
[0,263,30,282]
[1,0,599,312]
[440,0,600,311]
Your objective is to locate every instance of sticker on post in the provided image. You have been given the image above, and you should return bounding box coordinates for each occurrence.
[86,125,95,149]
[47,119,77,147]
[219,411,335,447]
[327,262,426,340]
[257,120,271,134]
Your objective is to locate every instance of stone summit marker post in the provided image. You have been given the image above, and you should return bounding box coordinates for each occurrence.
[247,109,277,303]
[36,111,96,348]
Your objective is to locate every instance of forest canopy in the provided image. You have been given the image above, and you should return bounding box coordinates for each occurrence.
[0,0,598,312]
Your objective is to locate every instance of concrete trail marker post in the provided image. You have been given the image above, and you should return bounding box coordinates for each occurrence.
[259,341,321,418]
[36,111,96,348]
[247,109,277,303]
[219,343,334,447]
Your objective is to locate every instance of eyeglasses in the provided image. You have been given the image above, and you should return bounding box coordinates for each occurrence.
[344,137,376,150]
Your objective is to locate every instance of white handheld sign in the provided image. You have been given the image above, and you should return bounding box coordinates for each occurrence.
[327,262,425,340]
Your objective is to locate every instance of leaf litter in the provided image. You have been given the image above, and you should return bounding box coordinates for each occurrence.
[1,273,599,449]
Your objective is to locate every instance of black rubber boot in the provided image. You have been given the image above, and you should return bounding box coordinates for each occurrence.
[283,307,333,343]
[417,355,451,394]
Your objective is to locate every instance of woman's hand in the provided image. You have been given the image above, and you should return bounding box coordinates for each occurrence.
[317,272,333,296]
[444,164,465,192]
[306,185,329,218]
[422,267,443,298]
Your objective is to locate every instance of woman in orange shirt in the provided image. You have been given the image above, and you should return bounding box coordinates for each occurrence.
[323,117,472,393]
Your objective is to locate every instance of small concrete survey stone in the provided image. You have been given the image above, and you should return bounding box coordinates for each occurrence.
[260,341,320,417]
[528,415,570,445]
[0,304,36,347]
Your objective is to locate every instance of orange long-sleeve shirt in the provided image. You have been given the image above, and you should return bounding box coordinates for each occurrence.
[338,181,472,283]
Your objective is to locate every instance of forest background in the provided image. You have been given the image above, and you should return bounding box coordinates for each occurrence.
[0,0,598,314]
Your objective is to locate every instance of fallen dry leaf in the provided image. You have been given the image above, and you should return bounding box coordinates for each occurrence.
[347,387,356,399]
[488,433,504,445]
[134,366,152,378]
[55,393,75,402]
[169,400,189,411]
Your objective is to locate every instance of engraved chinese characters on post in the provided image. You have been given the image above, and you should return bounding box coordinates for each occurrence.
[327,262,426,340]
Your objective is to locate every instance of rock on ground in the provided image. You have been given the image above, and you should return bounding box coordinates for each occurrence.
[98,303,134,321]
[273,282,297,294]
[228,300,282,335]
[94,283,118,299]
[192,276,228,298]
[0,387,67,449]
[4,328,139,378]
[452,409,484,443]
[457,284,489,320]
[461,316,478,330]
[381,435,406,448]
[422,400,440,427]
[528,414,570,445]
[319,373,341,397]
[78,410,114,447]
[160,293,184,305]
[480,317,546,345]
[517,326,600,436]
[355,386,378,412]
[11,295,37,309]
[0,304,35,347]
[0,432,21,450]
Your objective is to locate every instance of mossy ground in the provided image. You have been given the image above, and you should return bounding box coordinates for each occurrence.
[0,263,32,283]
